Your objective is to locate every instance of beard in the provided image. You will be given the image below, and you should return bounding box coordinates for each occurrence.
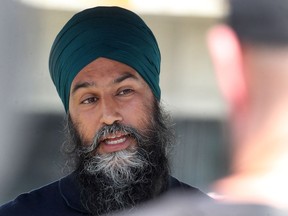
[63,100,174,216]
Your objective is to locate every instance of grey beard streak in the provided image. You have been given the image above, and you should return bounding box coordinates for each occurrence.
[78,122,151,188]
[83,149,150,188]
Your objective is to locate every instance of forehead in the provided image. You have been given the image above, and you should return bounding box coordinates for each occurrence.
[71,57,145,86]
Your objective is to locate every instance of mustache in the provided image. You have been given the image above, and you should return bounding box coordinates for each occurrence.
[80,123,144,154]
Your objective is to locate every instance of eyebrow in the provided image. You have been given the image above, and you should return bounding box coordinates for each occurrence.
[113,72,138,84]
[71,81,96,95]
[71,72,138,95]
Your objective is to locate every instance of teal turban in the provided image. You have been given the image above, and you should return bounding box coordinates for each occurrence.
[49,6,161,112]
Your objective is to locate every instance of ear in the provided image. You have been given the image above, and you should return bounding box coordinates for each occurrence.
[207,24,247,110]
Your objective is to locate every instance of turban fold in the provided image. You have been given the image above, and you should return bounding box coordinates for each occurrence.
[49,6,161,112]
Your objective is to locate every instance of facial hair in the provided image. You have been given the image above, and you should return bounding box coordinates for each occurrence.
[63,100,174,216]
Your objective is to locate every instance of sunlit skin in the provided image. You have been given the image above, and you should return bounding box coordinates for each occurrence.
[69,57,154,154]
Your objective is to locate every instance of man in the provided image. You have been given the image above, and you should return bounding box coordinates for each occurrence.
[114,0,288,215]
[0,6,208,216]
[208,0,288,209]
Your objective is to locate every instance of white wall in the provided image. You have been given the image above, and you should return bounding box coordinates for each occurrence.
[144,15,225,118]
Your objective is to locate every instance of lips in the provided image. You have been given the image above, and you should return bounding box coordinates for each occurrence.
[100,133,129,145]
[104,136,127,145]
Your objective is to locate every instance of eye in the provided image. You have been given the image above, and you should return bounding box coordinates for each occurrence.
[81,97,98,104]
[117,88,134,96]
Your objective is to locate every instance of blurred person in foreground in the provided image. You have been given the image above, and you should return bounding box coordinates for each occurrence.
[207,0,288,209]
[0,6,209,216]
[114,0,288,215]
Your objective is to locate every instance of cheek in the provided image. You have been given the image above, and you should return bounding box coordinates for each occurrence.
[123,99,153,129]
[70,112,101,145]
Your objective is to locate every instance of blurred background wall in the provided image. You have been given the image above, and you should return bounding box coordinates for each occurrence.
[0,0,229,204]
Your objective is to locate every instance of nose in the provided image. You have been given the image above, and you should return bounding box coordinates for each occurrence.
[99,97,123,126]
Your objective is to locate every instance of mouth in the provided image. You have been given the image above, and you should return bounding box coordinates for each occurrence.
[101,133,129,145]
[96,132,133,153]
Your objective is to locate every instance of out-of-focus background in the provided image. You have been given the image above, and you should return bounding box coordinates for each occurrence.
[0,0,230,204]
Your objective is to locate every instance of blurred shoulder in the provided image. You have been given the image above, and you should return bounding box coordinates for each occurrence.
[168,176,211,200]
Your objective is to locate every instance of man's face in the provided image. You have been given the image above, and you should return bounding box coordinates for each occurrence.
[66,58,172,215]
[69,57,154,155]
